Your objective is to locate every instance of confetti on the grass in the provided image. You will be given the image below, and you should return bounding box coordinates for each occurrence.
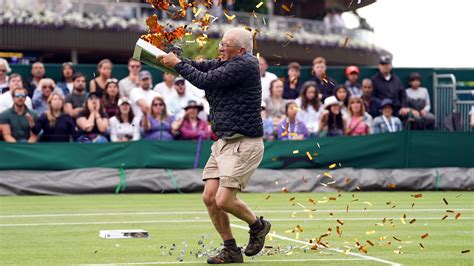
[337,219,344,225]
[393,236,402,242]
[346,205,349,213]
[366,230,375,235]
[387,183,396,189]
[306,151,313,161]
[443,198,449,205]
[366,240,374,246]
[419,243,424,250]
[455,212,461,220]
[289,197,295,201]
[409,219,416,224]
[412,194,423,198]
[363,202,373,207]
[441,215,448,220]
[462,249,470,253]
[456,194,463,198]
[393,249,403,254]
[446,210,454,213]
[265,195,271,200]
[329,163,337,169]
[400,214,406,224]
[421,233,429,239]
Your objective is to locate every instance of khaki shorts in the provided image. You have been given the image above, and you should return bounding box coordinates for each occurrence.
[203,137,264,190]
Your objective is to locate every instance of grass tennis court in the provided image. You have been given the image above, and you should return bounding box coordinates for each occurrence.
[0,192,472,265]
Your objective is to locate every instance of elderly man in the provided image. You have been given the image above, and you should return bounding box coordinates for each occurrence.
[160,27,270,264]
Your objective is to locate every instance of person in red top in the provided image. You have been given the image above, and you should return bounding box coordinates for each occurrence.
[172,100,210,140]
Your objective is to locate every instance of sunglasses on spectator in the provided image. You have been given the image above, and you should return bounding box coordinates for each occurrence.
[14,93,27,98]
[106,78,118,83]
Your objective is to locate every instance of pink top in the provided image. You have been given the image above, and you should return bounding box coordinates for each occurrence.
[348,116,369,136]
[179,118,211,140]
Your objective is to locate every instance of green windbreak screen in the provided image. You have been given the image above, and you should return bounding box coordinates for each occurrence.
[0,131,473,170]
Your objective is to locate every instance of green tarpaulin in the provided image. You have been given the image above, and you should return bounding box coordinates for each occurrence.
[1,131,473,170]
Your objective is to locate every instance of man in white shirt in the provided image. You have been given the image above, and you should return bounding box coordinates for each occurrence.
[258,56,278,101]
[0,73,33,113]
[153,72,177,100]
[166,77,199,118]
[129,70,161,120]
[118,58,141,98]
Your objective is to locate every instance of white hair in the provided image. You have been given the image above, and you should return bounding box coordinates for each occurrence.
[0,58,12,73]
[224,27,253,54]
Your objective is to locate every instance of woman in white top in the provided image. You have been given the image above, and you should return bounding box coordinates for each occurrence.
[0,58,11,93]
[295,81,323,138]
[264,79,288,126]
[109,97,141,142]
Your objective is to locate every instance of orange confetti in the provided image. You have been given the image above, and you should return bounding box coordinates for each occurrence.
[455,212,461,220]
[421,233,429,239]
[329,197,337,201]
[306,151,313,161]
[281,187,289,193]
[146,0,172,10]
[281,4,290,12]
[336,219,344,225]
[412,194,423,198]
[387,183,396,189]
[324,172,333,178]
[366,240,374,246]
[223,11,235,22]
[329,163,337,169]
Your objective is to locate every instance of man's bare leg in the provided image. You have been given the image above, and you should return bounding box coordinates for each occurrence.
[215,186,257,225]
[202,179,234,241]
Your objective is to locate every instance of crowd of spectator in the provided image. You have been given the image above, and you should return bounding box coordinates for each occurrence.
[0,54,469,144]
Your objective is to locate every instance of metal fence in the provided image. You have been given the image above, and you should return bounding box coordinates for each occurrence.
[433,73,474,132]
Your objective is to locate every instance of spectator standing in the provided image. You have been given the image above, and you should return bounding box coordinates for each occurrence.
[310,57,336,100]
[102,79,120,118]
[142,96,176,141]
[119,58,141,98]
[373,99,403,134]
[76,92,109,143]
[346,96,372,136]
[295,81,323,138]
[64,73,87,118]
[0,74,33,113]
[264,79,288,126]
[260,101,275,141]
[277,102,309,140]
[258,56,278,101]
[405,72,435,130]
[319,96,347,137]
[282,62,303,100]
[361,78,381,118]
[0,58,11,93]
[32,78,64,116]
[166,77,199,118]
[56,62,75,95]
[32,91,76,142]
[25,62,46,98]
[371,55,409,117]
[153,72,177,100]
[344,65,361,97]
[109,97,140,142]
[129,70,161,120]
[334,84,351,118]
[0,87,38,143]
[172,100,210,140]
[89,59,113,97]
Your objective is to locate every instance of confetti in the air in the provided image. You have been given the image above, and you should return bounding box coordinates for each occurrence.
[443,197,449,205]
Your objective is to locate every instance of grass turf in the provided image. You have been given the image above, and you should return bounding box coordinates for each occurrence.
[0,192,472,265]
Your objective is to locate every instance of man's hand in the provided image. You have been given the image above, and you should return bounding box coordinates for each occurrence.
[25,113,35,128]
[157,52,181,68]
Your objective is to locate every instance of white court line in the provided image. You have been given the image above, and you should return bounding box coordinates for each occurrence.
[1,216,472,227]
[231,223,401,266]
[1,208,473,218]
[80,258,366,265]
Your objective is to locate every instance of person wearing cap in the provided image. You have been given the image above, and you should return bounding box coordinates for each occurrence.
[344,65,361,97]
[405,72,435,130]
[102,79,120,118]
[277,101,309,140]
[75,92,109,143]
[153,72,177,100]
[319,95,347,137]
[171,100,210,140]
[258,56,278,101]
[260,101,275,141]
[142,96,176,141]
[360,78,381,119]
[64,73,87,118]
[119,58,141,98]
[371,55,409,117]
[373,99,403,134]
[109,97,140,142]
[159,27,269,264]
[283,62,303,100]
[56,62,75,95]
[166,76,200,118]
[129,70,161,121]
[310,57,336,101]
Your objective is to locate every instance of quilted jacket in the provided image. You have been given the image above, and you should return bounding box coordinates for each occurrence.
[174,53,264,139]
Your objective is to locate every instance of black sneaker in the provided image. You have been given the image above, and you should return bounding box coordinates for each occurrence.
[207,247,243,264]
[244,216,271,256]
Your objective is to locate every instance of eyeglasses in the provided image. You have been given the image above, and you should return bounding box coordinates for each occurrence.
[218,42,241,49]
[14,93,27,98]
